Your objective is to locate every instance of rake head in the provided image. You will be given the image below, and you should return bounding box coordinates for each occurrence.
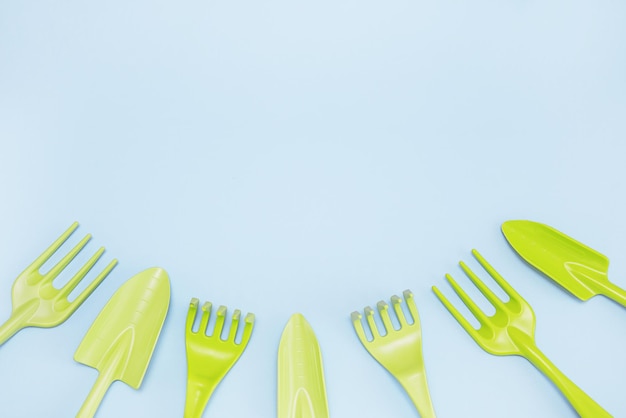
[184,297,255,418]
[0,222,117,345]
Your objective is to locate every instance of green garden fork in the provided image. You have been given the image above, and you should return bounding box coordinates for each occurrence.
[352,290,436,418]
[0,222,117,345]
[433,249,611,418]
[184,297,255,418]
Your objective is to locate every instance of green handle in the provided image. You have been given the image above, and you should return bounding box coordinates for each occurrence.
[596,280,626,308]
[398,372,437,418]
[183,378,218,418]
[511,329,611,418]
[0,302,38,346]
[0,312,27,346]
[76,371,114,418]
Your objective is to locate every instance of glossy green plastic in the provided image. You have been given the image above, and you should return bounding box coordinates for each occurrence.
[184,298,255,418]
[277,313,329,418]
[0,222,117,346]
[351,290,436,418]
[433,250,611,418]
[74,267,170,418]
[502,220,626,306]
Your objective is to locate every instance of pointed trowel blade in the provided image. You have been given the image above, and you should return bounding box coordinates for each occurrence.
[502,220,610,300]
[277,313,330,418]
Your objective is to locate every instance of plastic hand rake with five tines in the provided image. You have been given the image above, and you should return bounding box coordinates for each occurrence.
[0,222,117,346]
[185,298,255,418]
[351,290,437,418]
[433,249,611,418]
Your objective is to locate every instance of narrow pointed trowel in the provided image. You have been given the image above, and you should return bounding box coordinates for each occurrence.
[277,313,330,418]
[74,267,171,418]
[502,220,626,307]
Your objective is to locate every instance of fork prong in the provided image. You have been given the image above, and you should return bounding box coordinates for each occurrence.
[44,234,92,282]
[187,298,200,331]
[58,247,105,298]
[228,309,242,341]
[377,301,394,334]
[364,306,380,338]
[28,222,79,272]
[445,273,491,325]
[69,258,117,309]
[432,285,481,341]
[350,311,368,343]
[199,302,212,334]
[240,313,255,344]
[472,249,523,302]
[459,261,507,311]
[214,306,227,339]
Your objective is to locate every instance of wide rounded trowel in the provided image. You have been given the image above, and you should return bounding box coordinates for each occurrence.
[502,220,626,307]
[74,267,171,418]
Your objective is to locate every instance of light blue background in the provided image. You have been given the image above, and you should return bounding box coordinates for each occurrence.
[1,0,625,417]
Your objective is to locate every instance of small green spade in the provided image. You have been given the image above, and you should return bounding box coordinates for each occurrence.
[74,267,170,418]
[502,220,626,306]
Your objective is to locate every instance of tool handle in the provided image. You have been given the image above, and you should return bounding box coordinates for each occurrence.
[398,372,437,418]
[512,329,612,418]
[76,371,114,418]
[596,280,626,308]
[0,302,37,346]
[184,378,217,418]
[0,312,26,346]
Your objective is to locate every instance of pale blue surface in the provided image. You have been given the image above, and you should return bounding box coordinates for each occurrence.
[1,1,626,417]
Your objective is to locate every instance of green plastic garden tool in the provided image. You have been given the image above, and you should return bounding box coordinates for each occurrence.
[351,290,436,418]
[278,313,329,418]
[0,222,117,346]
[502,220,626,307]
[74,267,170,418]
[433,250,611,418]
[185,298,255,418]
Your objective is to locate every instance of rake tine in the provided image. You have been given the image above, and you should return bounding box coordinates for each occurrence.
[472,249,523,302]
[433,285,481,342]
[214,306,227,339]
[445,273,491,325]
[28,222,79,272]
[187,298,200,331]
[459,260,508,311]
[403,289,418,325]
[59,247,105,298]
[350,311,368,343]
[228,310,241,341]
[390,295,407,327]
[377,301,394,334]
[241,313,255,344]
[199,302,212,335]
[364,306,379,338]
[69,259,117,309]
[44,233,91,282]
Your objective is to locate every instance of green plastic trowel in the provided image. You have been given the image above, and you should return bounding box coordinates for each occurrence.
[74,267,171,418]
[277,313,330,418]
[502,220,626,307]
